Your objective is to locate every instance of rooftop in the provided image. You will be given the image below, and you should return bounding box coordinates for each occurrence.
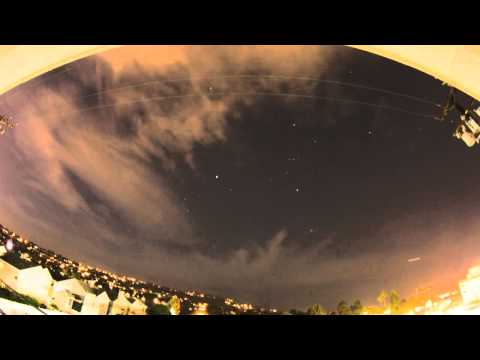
[1,252,35,270]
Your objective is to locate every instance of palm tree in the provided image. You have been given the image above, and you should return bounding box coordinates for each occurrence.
[377,290,389,309]
[307,304,327,315]
[390,290,401,314]
[337,300,352,315]
[350,299,363,315]
[168,295,181,315]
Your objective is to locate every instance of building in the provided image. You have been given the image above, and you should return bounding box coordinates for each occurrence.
[110,291,146,315]
[96,292,112,315]
[0,297,46,315]
[459,265,480,306]
[0,256,54,305]
[110,291,132,315]
[1,249,112,314]
[16,266,54,305]
[51,278,93,314]
[1,249,146,315]
[0,257,17,288]
[81,291,111,315]
[129,298,148,315]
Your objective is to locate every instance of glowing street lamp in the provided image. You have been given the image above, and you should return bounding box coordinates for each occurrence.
[5,239,14,252]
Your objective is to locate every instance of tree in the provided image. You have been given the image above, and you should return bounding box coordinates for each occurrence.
[390,290,401,314]
[397,298,410,315]
[169,295,181,315]
[289,309,307,315]
[377,290,389,309]
[350,299,363,315]
[307,304,327,315]
[337,300,352,315]
[148,303,171,315]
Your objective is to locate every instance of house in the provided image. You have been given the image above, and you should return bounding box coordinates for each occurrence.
[51,278,93,314]
[110,291,132,315]
[16,266,54,305]
[81,291,111,315]
[129,298,148,315]
[110,291,147,315]
[0,256,21,289]
[96,292,112,315]
[0,256,54,305]
[459,265,480,306]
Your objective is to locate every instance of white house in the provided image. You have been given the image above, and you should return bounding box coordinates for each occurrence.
[95,292,112,315]
[0,297,46,315]
[0,257,54,305]
[110,291,147,315]
[459,265,480,306]
[0,246,148,316]
[51,278,93,314]
[130,298,148,315]
[0,257,18,288]
[81,291,111,315]
[16,266,54,304]
[110,291,132,315]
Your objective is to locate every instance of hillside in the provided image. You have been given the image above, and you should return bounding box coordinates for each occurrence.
[0,223,277,315]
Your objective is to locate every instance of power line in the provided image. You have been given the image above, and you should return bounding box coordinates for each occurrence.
[38,91,437,120]
[6,73,442,123]
[62,74,441,108]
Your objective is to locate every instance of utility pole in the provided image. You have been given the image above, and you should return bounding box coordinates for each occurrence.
[0,114,15,135]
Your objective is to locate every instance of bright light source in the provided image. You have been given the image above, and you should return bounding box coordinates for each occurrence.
[5,239,14,252]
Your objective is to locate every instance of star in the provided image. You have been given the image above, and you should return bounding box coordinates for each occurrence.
[295,187,300,193]
[292,123,296,127]
[215,175,219,180]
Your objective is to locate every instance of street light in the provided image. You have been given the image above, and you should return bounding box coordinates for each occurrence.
[5,239,14,252]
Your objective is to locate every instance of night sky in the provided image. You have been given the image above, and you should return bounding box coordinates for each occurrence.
[1,45,480,310]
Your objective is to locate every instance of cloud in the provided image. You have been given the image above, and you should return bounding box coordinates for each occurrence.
[0,83,198,250]
[99,45,338,77]
[101,223,474,310]
[0,45,416,309]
